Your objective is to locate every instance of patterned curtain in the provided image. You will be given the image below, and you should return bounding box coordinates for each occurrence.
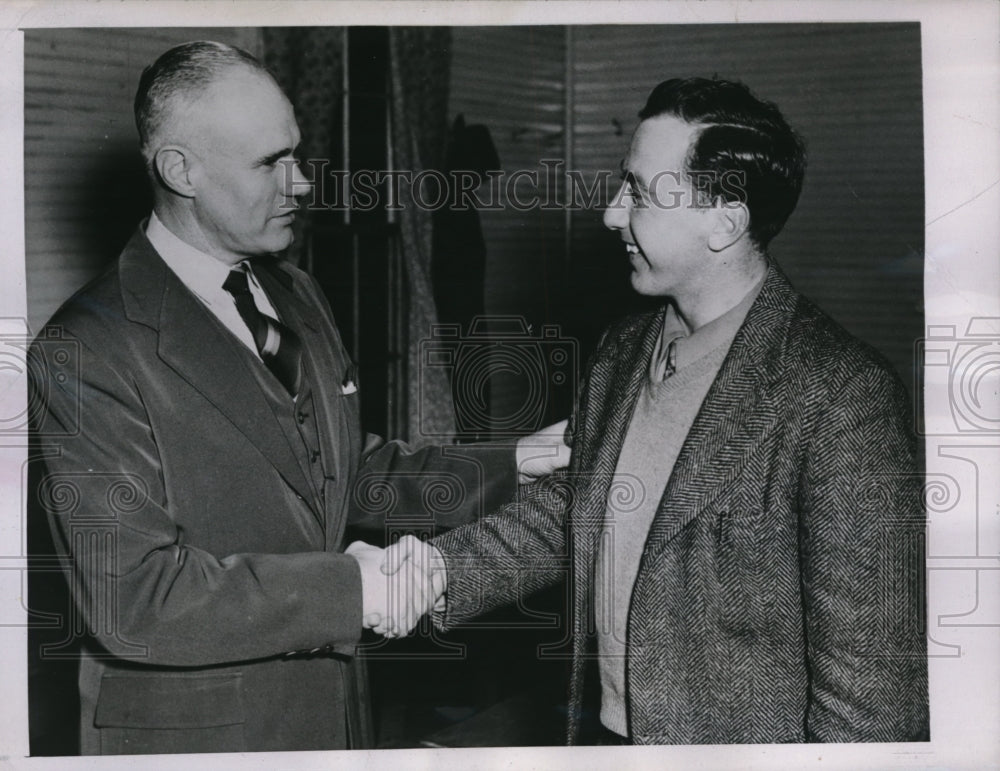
[262,27,344,268]
[389,27,456,445]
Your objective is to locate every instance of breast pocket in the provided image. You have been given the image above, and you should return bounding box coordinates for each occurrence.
[334,385,363,473]
[94,672,246,755]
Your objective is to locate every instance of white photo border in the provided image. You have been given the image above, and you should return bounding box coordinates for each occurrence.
[2,2,997,769]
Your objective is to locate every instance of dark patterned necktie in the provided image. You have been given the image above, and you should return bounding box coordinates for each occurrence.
[222,264,301,397]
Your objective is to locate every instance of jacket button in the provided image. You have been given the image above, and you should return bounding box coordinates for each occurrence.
[311,450,320,463]
[297,412,307,424]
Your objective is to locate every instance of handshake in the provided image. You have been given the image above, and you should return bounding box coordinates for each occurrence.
[343,419,572,639]
[346,535,447,639]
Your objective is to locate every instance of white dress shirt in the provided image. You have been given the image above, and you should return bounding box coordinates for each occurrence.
[145,212,280,360]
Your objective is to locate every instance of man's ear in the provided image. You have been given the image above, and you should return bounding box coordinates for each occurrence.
[153,146,197,198]
[707,201,750,252]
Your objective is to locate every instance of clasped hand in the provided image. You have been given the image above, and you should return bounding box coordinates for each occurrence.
[346,536,446,638]
[345,419,569,638]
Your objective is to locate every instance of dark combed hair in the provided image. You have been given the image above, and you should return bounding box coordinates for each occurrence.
[133,41,268,163]
[639,77,807,250]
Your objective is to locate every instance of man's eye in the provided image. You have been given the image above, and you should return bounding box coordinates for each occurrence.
[261,156,295,169]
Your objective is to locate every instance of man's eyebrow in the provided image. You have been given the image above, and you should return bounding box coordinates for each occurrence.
[255,147,294,167]
[618,159,648,189]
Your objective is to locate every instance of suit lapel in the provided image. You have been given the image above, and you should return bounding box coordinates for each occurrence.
[118,229,317,508]
[250,262,331,500]
[641,267,795,557]
[252,261,353,487]
[253,260,360,548]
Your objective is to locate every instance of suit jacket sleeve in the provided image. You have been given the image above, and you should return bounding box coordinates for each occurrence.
[799,360,928,741]
[30,334,365,667]
[347,434,518,535]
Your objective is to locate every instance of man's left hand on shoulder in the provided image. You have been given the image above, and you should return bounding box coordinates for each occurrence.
[514,418,572,484]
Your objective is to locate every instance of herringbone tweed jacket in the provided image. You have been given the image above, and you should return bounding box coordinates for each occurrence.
[433,265,928,744]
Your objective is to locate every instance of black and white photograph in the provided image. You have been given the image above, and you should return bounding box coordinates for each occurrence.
[1,2,997,769]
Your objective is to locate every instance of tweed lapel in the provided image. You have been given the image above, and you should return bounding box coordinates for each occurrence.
[559,309,664,739]
[641,266,795,557]
[118,228,316,507]
[577,307,665,518]
[571,308,665,597]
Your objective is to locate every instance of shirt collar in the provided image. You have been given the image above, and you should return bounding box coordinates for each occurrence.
[145,211,236,307]
[657,273,766,373]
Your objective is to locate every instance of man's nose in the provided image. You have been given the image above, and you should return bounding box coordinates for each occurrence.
[603,183,629,231]
[283,159,312,200]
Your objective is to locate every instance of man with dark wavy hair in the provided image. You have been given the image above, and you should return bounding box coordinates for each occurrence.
[386,77,928,745]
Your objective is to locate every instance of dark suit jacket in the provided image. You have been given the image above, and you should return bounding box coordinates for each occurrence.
[29,226,516,754]
[433,265,928,744]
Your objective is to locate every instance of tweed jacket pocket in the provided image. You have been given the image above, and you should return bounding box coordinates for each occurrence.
[642,396,784,562]
[94,672,246,755]
[642,501,777,634]
[712,506,776,630]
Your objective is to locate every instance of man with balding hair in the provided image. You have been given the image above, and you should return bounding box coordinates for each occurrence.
[29,41,565,755]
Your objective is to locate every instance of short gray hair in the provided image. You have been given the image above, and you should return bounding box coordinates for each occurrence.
[133,41,270,164]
